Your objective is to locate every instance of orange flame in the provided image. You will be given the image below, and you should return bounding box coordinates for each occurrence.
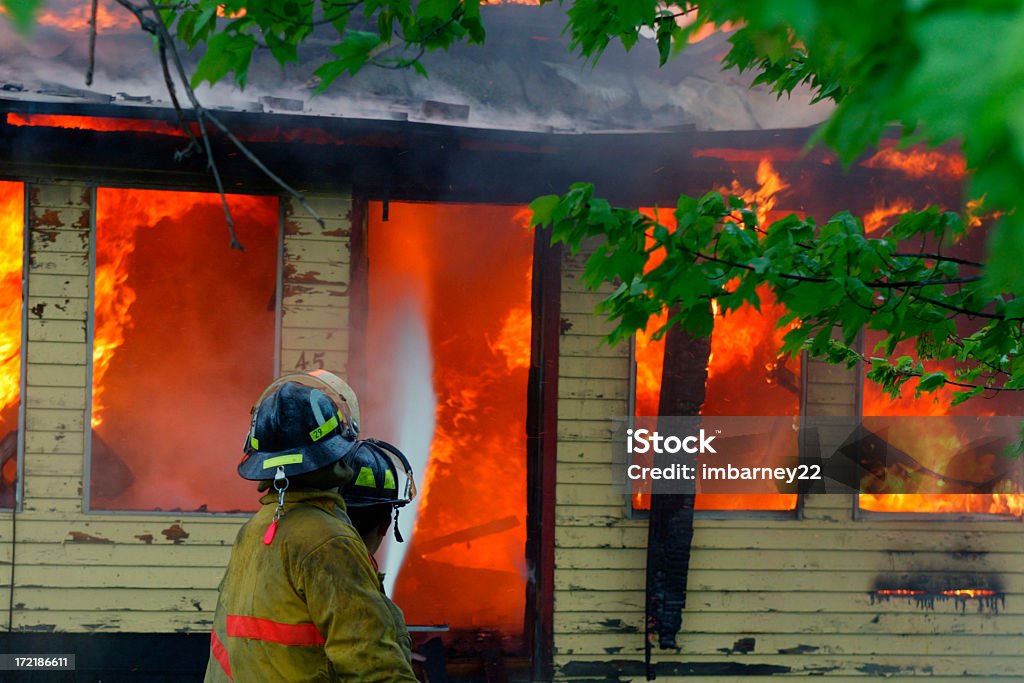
[634,307,667,418]
[1,0,137,31]
[722,159,789,227]
[367,202,532,635]
[863,143,967,180]
[863,198,913,235]
[0,182,23,418]
[489,210,533,371]
[216,5,247,18]
[666,4,736,43]
[860,336,1024,516]
[90,189,278,513]
[0,181,23,502]
[876,588,998,598]
[6,113,376,147]
[7,113,188,138]
[941,589,997,598]
[492,305,532,371]
[633,160,798,511]
[92,192,194,426]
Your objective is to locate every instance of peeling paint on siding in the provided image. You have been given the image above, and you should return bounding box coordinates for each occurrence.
[161,524,189,544]
[67,532,112,544]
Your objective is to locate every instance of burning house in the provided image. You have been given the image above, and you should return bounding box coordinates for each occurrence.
[0,1,1019,681]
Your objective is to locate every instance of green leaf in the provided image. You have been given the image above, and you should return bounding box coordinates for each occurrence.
[951,386,985,407]
[916,371,947,394]
[190,32,257,89]
[314,31,384,87]
[190,4,218,42]
[1005,297,1024,320]
[986,215,1024,292]
[2,0,43,32]
[749,256,771,274]
[415,0,459,21]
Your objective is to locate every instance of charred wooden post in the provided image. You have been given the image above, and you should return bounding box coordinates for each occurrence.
[644,310,711,677]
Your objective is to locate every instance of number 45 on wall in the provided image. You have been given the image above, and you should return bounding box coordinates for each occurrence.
[294,351,325,370]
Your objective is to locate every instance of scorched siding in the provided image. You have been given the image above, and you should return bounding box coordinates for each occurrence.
[552,254,1024,680]
[280,194,352,376]
[0,185,354,634]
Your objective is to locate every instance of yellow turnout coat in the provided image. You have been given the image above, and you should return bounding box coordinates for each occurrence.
[204,490,417,682]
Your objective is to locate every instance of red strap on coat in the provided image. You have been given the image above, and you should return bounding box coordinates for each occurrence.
[210,630,233,680]
[226,615,326,646]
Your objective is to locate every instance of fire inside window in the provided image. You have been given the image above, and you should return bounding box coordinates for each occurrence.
[0,181,23,509]
[90,189,278,513]
[632,194,801,512]
[856,164,1024,515]
[632,289,801,512]
[362,202,532,651]
[859,329,1024,516]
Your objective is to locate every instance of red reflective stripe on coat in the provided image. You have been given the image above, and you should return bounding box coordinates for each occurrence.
[226,615,326,646]
[211,629,233,680]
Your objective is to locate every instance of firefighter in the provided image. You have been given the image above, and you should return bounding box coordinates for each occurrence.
[204,370,418,682]
[339,439,419,664]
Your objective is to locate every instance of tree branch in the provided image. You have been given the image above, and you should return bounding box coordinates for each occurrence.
[86,0,99,86]
[114,0,328,243]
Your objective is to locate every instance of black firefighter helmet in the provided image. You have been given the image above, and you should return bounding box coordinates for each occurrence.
[238,370,360,481]
[341,439,417,509]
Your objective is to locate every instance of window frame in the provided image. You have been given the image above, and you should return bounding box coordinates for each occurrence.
[82,186,283,516]
[625,338,805,521]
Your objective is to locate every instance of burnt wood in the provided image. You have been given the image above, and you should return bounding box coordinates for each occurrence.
[644,311,711,677]
[0,99,862,206]
[525,235,561,681]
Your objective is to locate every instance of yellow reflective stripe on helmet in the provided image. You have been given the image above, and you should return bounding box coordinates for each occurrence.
[309,412,341,442]
[250,435,259,450]
[383,469,397,490]
[262,453,303,469]
[354,466,377,488]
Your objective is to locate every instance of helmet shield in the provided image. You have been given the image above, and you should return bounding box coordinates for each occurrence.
[341,439,417,508]
[238,371,360,481]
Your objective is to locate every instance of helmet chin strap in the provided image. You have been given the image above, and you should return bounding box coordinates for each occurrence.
[393,507,404,543]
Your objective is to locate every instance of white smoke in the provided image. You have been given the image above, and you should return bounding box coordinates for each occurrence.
[379,298,435,594]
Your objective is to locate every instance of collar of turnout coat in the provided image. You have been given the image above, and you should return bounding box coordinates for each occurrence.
[258,489,349,515]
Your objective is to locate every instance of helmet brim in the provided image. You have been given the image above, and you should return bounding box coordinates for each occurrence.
[238,432,359,481]
[344,497,412,509]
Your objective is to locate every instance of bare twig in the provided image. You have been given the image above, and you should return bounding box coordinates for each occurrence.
[200,111,327,228]
[893,252,985,268]
[157,40,201,159]
[86,0,99,86]
[141,0,244,250]
[113,0,153,29]
[113,0,327,244]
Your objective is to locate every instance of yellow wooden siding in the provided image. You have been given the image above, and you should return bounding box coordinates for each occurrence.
[553,251,1024,680]
[280,195,351,377]
[0,185,353,634]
